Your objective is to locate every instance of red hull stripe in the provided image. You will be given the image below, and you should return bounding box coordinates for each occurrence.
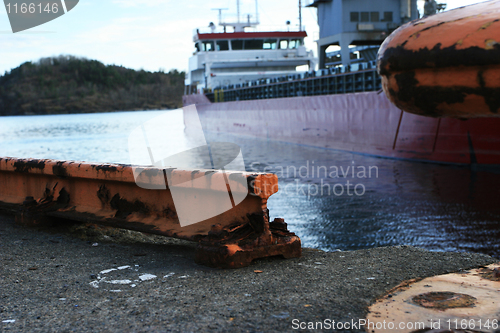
[197,31,308,40]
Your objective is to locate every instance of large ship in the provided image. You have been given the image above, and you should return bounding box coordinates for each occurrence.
[183,0,500,166]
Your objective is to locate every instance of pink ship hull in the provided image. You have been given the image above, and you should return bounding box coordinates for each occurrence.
[183,91,500,165]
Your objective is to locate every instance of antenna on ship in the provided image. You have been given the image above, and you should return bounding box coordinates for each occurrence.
[218,0,259,33]
[236,0,259,25]
[212,8,228,32]
[299,0,302,31]
[237,0,240,23]
[212,8,228,25]
[255,0,259,25]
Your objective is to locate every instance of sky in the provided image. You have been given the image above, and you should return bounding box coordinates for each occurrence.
[0,0,492,75]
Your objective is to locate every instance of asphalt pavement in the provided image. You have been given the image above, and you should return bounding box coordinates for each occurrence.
[0,213,497,332]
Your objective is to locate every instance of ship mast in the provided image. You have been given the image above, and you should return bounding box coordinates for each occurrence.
[255,0,259,26]
[237,0,240,23]
[220,0,259,32]
[299,0,302,31]
[212,7,228,32]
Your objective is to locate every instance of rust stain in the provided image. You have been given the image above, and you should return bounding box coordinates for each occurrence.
[477,266,500,281]
[162,206,177,220]
[52,161,69,178]
[14,159,46,173]
[479,21,495,30]
[375,278,422,302]
[485,38,498,50]
[411,291,477,309]
[110,194,150,219]
[97,185,111,205]
[93,165,118,172]
[196,213,301,268]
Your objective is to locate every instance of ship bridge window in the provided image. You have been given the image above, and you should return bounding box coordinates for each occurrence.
[230,39,276,50]
[202,41,215,52]
[360,12,369,22]
[289,39,302,49]
[245,39,264,50]
[216,40,229,51]
[231,40,244,50]
[194,43,200,53]
[350,12,359,22]
[279,39,288,49]
[263,39,277,50]
[371,12,379,22]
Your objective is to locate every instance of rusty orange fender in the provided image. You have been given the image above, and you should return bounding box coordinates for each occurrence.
[378,0,500,118]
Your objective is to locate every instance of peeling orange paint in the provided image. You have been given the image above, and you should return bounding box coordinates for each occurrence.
[378,0,500,118]
[0,157,301,268]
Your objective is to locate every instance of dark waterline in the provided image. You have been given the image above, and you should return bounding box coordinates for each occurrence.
[1,110,499,258]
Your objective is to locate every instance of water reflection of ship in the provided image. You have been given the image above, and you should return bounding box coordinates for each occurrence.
[275,159,500,256]
[389,163,500,211]
[183,0,500,166]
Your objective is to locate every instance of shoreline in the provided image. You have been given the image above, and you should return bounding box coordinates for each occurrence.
[0,108,177,117]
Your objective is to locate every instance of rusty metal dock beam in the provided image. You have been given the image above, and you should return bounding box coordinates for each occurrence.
[0,157,301,268]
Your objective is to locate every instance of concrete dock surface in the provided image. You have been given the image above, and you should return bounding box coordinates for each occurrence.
[0,213,497,332]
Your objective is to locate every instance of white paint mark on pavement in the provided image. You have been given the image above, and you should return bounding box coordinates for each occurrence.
[106,280,133,285]
[139,274,157,281]
[89,264,171,292]
[100,268,117,275]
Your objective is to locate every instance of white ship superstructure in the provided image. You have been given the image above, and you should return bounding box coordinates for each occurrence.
[185,1,317,93]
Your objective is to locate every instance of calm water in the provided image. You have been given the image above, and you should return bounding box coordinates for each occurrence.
[1,110,499,258]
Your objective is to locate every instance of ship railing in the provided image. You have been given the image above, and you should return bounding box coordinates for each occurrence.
[194,24,305,36]
[205,66,382,102]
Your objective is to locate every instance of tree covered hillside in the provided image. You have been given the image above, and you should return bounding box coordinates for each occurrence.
[0,56,185,115]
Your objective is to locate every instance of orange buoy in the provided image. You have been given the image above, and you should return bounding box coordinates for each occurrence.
[378,0,500,118]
